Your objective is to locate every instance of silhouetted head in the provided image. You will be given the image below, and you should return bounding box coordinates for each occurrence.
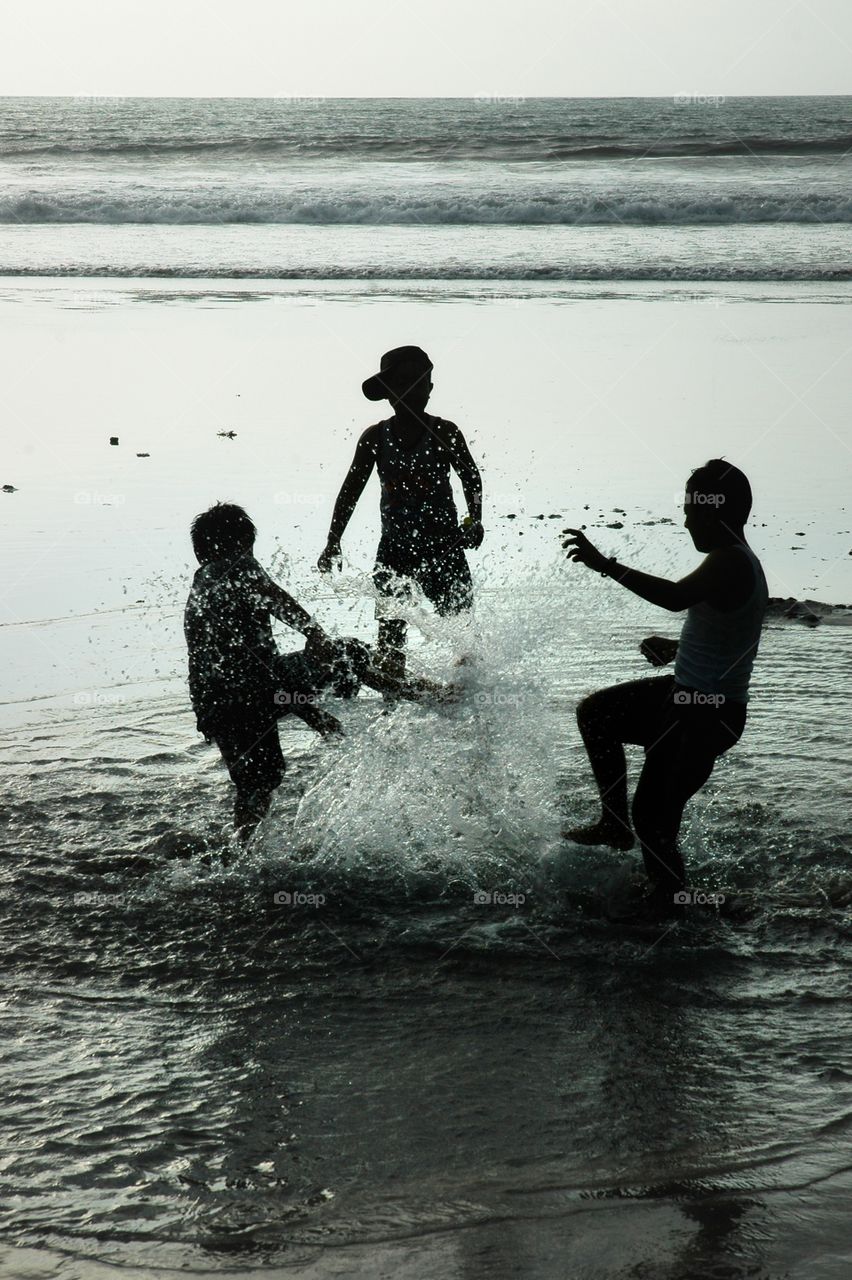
[362,346,433,413]
[684,459,752,552]
[191,502,256,564]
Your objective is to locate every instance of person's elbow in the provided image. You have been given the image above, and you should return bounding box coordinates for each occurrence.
[661,584,690,612]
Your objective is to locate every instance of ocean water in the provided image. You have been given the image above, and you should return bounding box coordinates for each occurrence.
[1,98,851,1279]
[1,96,851,279]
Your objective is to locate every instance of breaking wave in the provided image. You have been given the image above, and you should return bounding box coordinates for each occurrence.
[5,188,852,227]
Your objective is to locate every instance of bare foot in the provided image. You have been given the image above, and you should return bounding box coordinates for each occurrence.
[564,821,635,851]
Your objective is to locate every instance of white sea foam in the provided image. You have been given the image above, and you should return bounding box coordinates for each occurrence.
[5,188,852,227]
[255,563,571,893]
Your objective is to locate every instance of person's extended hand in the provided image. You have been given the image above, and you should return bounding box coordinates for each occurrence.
[458,519,484,550]
[562,527,608,574]
[402,676,462,705]
[305,628,340,669]
[317,539,342,573]
[640,635,679,667]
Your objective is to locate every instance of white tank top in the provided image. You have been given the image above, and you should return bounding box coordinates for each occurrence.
[673,544,768,703]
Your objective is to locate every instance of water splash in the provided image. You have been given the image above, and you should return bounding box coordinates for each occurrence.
[253,561,571,901]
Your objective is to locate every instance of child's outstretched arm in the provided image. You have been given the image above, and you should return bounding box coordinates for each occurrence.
[360,659,458,706]
[318,430,378,571]
[562,529,751,613]
[257,572,333,655]
[291,701,343,738]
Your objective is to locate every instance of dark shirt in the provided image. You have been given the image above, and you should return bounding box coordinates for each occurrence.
[184,554,282,734]
[371,416,461,550]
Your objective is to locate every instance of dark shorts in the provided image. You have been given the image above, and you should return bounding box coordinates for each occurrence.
[213,706,285,799]
[582,674,746,760]
[650,675,746,759]
[578,675,747,890]
[211,639,372,799]
[374,536,473,618]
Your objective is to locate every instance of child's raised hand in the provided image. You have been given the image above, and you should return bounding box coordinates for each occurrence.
[458,518,484,550]
[562,528,607,574]
[317,540,342,574]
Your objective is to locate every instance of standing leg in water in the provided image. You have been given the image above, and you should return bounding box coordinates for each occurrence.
[376,618,407,681]
[631,742,717,903]
[565,678,674,851]
[568,691,635,849]
[633,697,745,904]
[234,788,274,845]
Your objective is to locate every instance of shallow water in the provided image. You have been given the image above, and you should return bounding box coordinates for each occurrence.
[1,267,851,1276]
[2,568,851,1277]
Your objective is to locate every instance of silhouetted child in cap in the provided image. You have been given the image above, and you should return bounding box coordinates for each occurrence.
[318,346,483,677]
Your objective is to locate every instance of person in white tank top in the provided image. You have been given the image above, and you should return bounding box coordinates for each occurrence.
[561,460,767,914]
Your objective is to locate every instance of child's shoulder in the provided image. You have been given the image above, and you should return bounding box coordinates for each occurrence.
[357,421,386,449]
[192,553,265,591]
[427,415,462,446]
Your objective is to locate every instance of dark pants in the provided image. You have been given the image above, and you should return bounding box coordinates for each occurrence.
[213,639,371,807]
[372,536,473,678]
[576,675,746,892]
[373,536,473,618]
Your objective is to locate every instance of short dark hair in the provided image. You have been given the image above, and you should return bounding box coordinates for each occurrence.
[191,502,256,562]
[687,459,753,526]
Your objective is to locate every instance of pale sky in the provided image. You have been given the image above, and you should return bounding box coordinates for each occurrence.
[4,0,852,97]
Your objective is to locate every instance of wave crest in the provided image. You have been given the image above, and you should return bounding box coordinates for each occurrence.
[4,189,852,226]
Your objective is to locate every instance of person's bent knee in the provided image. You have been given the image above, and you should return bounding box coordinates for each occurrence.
[576,689,607,730]
[632,792,664,843]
